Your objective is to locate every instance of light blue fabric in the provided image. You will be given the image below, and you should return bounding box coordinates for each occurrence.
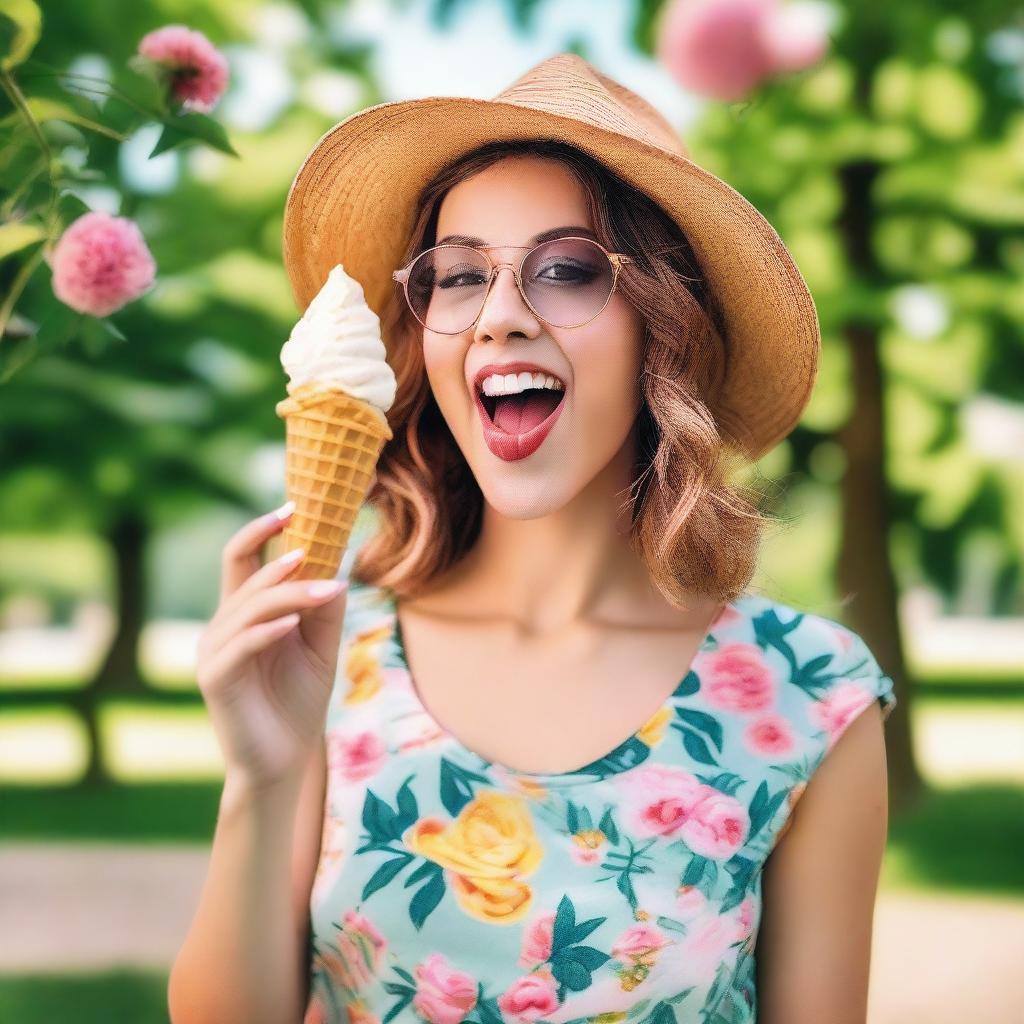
[305,536,896,1024]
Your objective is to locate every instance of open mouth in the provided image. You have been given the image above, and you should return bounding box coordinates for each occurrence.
[479,388,565,435]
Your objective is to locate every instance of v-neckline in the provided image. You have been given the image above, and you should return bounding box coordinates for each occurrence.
[387,589,745,786]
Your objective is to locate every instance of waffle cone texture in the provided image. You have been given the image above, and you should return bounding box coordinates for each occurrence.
[275,382,393,581]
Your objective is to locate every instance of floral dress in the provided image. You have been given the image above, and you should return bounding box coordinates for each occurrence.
[303,537,897,1024]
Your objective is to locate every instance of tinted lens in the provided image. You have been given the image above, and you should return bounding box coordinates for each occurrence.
[405,238,615,333]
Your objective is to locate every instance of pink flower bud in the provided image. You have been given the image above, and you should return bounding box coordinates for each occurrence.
[137,24,229,113]
[657,0,830,102]
[49,211,156,318]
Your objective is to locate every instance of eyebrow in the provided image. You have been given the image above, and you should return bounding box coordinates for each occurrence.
[435,225,599,247]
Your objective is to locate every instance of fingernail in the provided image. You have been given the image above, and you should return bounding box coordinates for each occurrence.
[279,546,305,564]
[308,579,342,597]
[271,499,295,520]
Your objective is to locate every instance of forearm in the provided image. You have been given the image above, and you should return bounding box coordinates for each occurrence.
[168,771,307,1024]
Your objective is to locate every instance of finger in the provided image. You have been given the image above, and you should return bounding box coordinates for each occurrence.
[216,541,308,626]
[219,501,295,604]
[295,582,349,679]
[214,577,347,654]
[198,612,301,696]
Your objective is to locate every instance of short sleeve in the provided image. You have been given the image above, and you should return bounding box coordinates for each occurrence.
[837,628,898,725]
[804,626,897,771]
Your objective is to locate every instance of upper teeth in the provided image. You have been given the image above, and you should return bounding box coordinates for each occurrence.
[479,371,565,396]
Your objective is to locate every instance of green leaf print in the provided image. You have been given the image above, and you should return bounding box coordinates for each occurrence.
[673,669,701,697]
[408,864,445,930]
[362,853,412,900]
[671,705,724,766]
[439,756,492,817]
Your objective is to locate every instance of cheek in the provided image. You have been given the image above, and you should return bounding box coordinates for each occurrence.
[568,308,644,429]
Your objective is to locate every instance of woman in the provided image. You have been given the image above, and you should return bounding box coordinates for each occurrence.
[170,54,897,1024]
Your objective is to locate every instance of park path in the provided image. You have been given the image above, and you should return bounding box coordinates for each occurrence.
[1,842,1021,1022]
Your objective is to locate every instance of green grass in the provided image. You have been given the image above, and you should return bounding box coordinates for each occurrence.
[1,780,224,842]
[884,780,1024,899]
[0,970,170,1023]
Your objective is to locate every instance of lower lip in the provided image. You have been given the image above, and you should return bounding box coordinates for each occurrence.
[474,389,567,461]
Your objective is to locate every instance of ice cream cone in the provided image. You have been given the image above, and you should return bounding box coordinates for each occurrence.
[275,381,393,581]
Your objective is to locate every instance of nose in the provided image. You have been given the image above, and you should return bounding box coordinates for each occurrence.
[473,263,541,342]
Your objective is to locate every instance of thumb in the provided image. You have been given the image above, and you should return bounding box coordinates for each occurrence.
[298,581,348,676]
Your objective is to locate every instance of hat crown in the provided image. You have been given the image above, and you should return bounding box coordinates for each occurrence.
[495,52,688,158]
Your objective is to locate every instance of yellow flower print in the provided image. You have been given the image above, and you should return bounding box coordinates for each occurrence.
[635,704,672,749]
[404,791,544,925]
[572,829,606,851]
[343,624,393,704]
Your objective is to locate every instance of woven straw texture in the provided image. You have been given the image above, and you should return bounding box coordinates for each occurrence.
[281,52,821,461]
[274,383,393,581]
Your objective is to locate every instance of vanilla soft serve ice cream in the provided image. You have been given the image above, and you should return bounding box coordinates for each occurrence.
[280,263,397,413]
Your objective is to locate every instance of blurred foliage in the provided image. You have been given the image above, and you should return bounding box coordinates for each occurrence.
[1,0,1022,623]
[656,7,1024,615]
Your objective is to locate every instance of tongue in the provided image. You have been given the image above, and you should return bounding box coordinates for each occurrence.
[492,391,562,435]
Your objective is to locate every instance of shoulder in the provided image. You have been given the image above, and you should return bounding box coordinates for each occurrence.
[734,590,898,745]
[726,591,896,842]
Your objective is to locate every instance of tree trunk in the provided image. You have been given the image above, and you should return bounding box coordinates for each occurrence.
[835,160,926,814]
[74,509,149,788]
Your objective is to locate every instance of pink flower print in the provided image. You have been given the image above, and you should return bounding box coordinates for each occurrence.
[698,642,775,713]
[681,789,749,859]
[744,713,795,757]
[808,682,875,750]
[611,923,669,961]
[619,764,707,839]
[136,24,229,112]
[48,211,156,317]
[675,884,707,920]
[342,910,387,972]
[733,896,757,944]
[678,912,739,981]
[518,910,555,968]
[412,953,478,1024]
[568,828,605,866]
[497,968,561,1022]
[327,729,386,782]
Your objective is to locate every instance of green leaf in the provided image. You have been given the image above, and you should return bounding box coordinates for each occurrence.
[0,0,42,70]
[0,220,46,260]
[150,110,239,158]
[78,316,126,357]
[0,96,123,140]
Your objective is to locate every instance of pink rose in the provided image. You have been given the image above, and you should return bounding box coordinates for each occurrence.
[656,0,828,102]
[808,682,875,749]
[611,922,669,960]
[48,211,156,317]
[675,884,707,920]
[698,643,775,713]
[497,969,561,1022]
[734,896,757,942]
[137,24,229,112]
[412,953,478,1024]
[328,730,387,782]
[681,789,749,858]
[620,764,707,839]
[342,909,388,972]
[518,911,555,968]
[744,713,796,756]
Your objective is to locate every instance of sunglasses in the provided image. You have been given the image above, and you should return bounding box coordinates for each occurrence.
[392,237,634,335]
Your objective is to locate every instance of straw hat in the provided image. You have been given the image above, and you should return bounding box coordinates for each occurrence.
[282,51,820,461]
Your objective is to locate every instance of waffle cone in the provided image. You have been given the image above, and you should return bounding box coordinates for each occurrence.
[274,382,393,581]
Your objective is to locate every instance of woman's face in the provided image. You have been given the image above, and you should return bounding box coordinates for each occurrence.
[422,154,646,519]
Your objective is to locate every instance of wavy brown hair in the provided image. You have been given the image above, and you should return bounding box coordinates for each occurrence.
[353,138,776,608]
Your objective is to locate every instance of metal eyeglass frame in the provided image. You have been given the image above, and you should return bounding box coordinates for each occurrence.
[392,237,634,335]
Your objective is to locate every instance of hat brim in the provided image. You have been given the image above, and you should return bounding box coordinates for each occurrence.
[282,96,820,461]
